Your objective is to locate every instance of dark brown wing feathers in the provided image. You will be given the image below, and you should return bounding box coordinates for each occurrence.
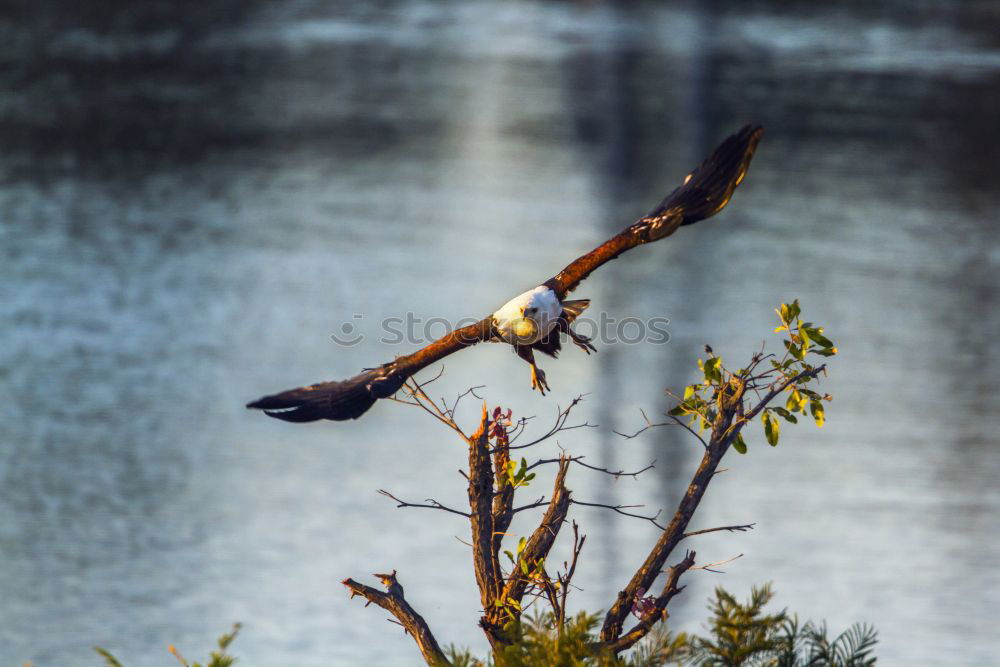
[246,373,381,422]
[248,126,763,422]
[543,124,763,299]
[246,318,494,422]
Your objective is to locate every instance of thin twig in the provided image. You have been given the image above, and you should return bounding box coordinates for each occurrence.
[614,409,709,450]
[402,376,468,440]
[689,553,743,573]
[557,522,586,630]
[527,455,655,480]
[507,397,596,451]
[377,489,470,518]
[571,500,666,530]
[682,523,755,539]
[443,385,487,419]
[512,497,548,514]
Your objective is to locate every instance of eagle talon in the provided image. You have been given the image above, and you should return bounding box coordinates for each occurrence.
[531,366,550,395]
[570,331,597,354]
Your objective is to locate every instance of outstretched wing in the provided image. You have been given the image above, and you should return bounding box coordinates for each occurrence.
[543,125,763,300]
[247,318,495,422]
[248,125,764,423]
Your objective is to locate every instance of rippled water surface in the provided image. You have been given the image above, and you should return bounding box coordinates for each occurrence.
[2,1,998,664]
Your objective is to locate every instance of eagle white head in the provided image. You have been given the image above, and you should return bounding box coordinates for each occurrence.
[492,286,562,345]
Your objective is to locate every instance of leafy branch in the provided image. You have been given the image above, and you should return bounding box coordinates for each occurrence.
[342,301,838,664]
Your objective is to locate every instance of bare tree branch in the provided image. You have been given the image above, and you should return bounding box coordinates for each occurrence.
[557,521,586,631]
[602,550,697,654]
[491,433,515,562]
[467,403,502,642]
[500,458,572,611]
[689,553,743,573]
[510,497,666,530]
[528,455,656,480]
[682,523,755,539]
[377,489,470,518]
[511,496,547,514]
[342,572,449,666]
[600,378,747,643]
[507,397,596,450]
[402,376,468,440]
[601,365,828,645]
[443,385,486,420]
[571,500,666,530]
[614,409,709,450]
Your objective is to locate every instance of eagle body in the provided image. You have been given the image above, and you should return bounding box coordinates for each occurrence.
[493,286,563,345]
[247,125,764,422]
[488,286,594,394]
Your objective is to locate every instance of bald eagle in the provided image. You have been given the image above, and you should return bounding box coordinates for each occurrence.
[248,125,763,422]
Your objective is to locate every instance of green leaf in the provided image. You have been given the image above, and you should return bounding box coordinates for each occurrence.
[703,356,723,383]
[799,326,812,351]
[811,401,826,427]
[668,405,687,417]
[788,299,801,321]
[504,550,514,563]
[786,389,807,413]
[683,384,696,400]
[804,326,834,348]
[783,340,804,360]
[732,432,747,454]
[763,413,780,446]
[772,407,798,423]
[517,537,527,554]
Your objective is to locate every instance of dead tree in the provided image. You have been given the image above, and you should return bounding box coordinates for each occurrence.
[343,301,835,664]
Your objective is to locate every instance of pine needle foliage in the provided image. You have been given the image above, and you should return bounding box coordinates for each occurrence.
[446,611,688,667]
[446,586,877,667]
[691,584,788,665]
[687,585,878,667]
[772,619,878,667]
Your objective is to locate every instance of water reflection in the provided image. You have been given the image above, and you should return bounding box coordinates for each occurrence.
[1,1,998,664]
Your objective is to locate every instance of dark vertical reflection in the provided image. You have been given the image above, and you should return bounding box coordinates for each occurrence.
[562,14,642,588]
[559,0,731,613]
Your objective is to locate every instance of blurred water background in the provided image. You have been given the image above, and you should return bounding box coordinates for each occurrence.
[1,1,998,664]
